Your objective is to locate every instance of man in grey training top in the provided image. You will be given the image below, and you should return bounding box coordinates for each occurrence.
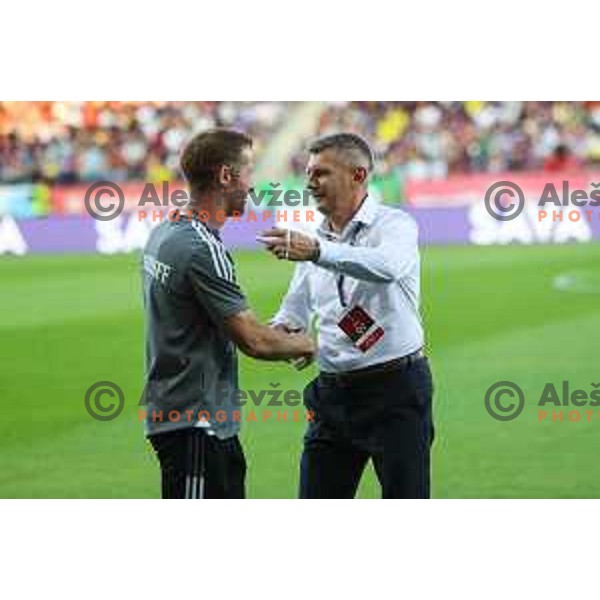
[141,128,314,499]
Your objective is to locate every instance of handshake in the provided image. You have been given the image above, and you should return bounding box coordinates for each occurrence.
[227,226,319,371]
[271,322,315,370]
[256,228,319,370]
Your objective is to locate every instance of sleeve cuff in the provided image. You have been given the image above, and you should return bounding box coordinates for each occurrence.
[220,299,249,318]
[314,239,342,268]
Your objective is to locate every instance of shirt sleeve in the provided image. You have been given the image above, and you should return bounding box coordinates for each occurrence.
[187,238,248,324]
[270,262,312,331]
[315,211,419,283]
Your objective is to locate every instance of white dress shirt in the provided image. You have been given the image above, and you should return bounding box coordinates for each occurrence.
[271,195,424,373]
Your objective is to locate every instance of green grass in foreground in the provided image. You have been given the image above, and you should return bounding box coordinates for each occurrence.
[0,243,599,497]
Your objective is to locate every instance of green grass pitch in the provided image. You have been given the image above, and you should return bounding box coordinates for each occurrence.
[1,243,599,498]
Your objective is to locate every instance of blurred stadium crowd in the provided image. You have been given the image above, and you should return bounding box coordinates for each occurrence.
[2,101,600,185]
[0,101,286,184]
[290,101,600,179]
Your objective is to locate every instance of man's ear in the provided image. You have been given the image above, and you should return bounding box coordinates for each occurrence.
[218,164,232,186]
[353,167,368,184]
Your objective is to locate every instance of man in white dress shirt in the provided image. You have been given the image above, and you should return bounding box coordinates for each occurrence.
[259,133,434,499]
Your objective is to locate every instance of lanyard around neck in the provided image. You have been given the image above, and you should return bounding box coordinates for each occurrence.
[336,222,365,308]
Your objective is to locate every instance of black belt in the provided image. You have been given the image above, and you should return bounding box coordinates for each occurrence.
[319,349,425,386]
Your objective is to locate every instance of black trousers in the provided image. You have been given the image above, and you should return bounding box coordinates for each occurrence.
[149,427,246,499]
[300,357,434,499]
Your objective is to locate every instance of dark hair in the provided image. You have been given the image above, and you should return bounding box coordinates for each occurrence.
[308,132,374,172]
[180,128,252,193]
[554,144,570,158]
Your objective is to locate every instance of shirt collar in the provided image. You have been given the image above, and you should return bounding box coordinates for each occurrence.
[209,227,222,241]
[318,194,378,238]
[352,194,378,227]
[188,210,223,242]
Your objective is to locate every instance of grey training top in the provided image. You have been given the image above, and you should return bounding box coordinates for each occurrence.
[141,213,247,439]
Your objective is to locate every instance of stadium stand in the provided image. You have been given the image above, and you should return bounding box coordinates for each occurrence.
[3,102,600,187]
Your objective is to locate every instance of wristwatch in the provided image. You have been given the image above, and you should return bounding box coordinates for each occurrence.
[311,239,321,262]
